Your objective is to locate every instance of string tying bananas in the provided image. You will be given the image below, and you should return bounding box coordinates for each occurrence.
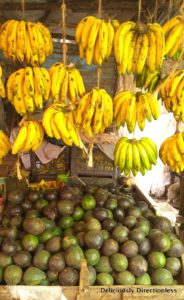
[49,63,85,103]
[0,66,6,98]
[114,137,158,176]
[159,70,184,121]
[6,66,51,115]
[0,20,53,65]
[0,130,11,163]
[162,15,184,59]
[75,16,115,65]
[114,21,165,75]
[74,88,113,137]
[114,90,160,132]
[159,132,184,173]
[135,66,160,93]
[42,103,84,148]
[12,121,44,155]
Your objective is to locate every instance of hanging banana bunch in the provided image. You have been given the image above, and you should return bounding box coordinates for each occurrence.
[113,90,160,132]
[0,130,11,163]
[159,70,184,121]
[135,66,161,93]
[0,66,6,98]
[114,137,158,176]
[74,87,113,137]
[159,132,184,173]
[162,15,184,60]
[42,103,84,148]
[6,66,51,115]
[75,16,115,65]
[114,21,165,75]
[0,20,53,65]
[12,121,44,155]
[49,63,85,103]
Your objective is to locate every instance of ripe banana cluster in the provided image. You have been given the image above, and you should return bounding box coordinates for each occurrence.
[42,103,83,148]
[114,90,160,132]
[114,137,158,176]
[162,15,184,59]
[159,70,184,121]
[6,67,51,115]
[114,21,165,74]
[159,132,184,173]
[0,20,53,65]
[12,121,44,155]
[0,130,11,163]
[74,88,113,137]
[49,63,85,103]
[135,66,160,93]
[75,16,114,65]
[0,66,5,98]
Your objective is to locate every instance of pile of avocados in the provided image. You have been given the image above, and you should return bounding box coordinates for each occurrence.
[0,181,183,286]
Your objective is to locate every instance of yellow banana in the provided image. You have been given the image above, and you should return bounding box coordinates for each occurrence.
[136,33,149,74]
[12,125,27,155]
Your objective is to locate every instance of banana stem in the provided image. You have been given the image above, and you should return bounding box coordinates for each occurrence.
[176,120,182,133]
[137,0,142,23]
[98,0,103,19]
[61,0,67,65]
[97,67,101,89]
[21,0,25,19]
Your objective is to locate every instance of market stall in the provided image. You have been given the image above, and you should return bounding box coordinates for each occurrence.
[0,0,183,299]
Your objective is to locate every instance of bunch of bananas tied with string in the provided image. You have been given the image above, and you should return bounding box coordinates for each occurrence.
[0,66,6,98]
[49,62,85,103]
[113,90,160,132]
[162,15,184,60]
[12,121,44,155]
[114,137,158,176]
[42,103,84,148]
[0,20,53,65]
[135,66,160,93]
[0,130,11,163]
[74,87,113,137]
[159,70,184,121]
[75,16,115,65]
[159,132,184,173]
[6,66,51,115]
[114,21,165,74]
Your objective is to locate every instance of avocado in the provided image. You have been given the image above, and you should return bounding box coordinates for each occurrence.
[150,216,172,233]
[48,252,66,272]
[43,206,58,221]
[113,208,125,222]
[34,199,49,212]
[115,270,136,285]
[13,251,32,268]
[72,206,84,221]
[88,266,96,286]
[148,251,166,269]
[83,210,94,222]
[128,255,148,276]
[21,200,32,212]
[135,220,150,236]
[110,253,128,272]
[129,228,145,244]
[4,265,23,285]
[25,209,40,219]
[2,238,17,255]
[38,227,62,243]
[86,218,101,231]
[93,208,109,221]
[152,232,171,252]
[95,256,112,273]
[27,190,41,202]
[142,209,155,219]
[101,229,110,240]
[59,267,79,286]
[136,272,151,285]
[10,216,23,228]
[57,200,75,216]
[76,232,85,247]
[166,239,184,257]
[123,216,137,229]
[84,230,104,250]
[127,206,142,218]
[64,245,84,269]
[21,234,39,252]
[105,197,118,210]
[0,253,13,268]
[41,218,55,230]
[81,195,96,211]
[101,239,119,256]
[120,240,138,258]
[94,188,109,206]
[23,218,45,235]
[85,249,100,266]
[58,216,74,229]
[151,268,173,285]
[102,218,117,232]
[136,201,149,212]
[138,238,152,256]
[74,221,86,233]
[118,198,131,210]
[96,273,114,285]
[61,236,78,250]
[8,190,24,205]
[23,267,46,285]
[33,250,51,270]
[165,257,181,276]
[45,189,59,201]
[63,228,75,236]
[47,270,58,282]
[112,225,129,243]
[45,237,62,253]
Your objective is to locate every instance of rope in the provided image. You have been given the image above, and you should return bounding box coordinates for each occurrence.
[154,0,158,22]
[96,0,103,89]
[21,0,25,19]
[98,0,103,19]
[168,0,173,21]
[138,0,142,23]
[61,0,67,65]
[97,67,101,89]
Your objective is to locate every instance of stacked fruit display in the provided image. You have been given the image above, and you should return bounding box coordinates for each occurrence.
[0,20,53,65]
[6,67,51,115]
[49,63,85,103]
[12,121,44,154]
[0,184,183,286]
[0,130,11,163]
[113,90,160,132]
[75,16,115,65]
[114,137,158,176]
[159,132,184,173]
[74,88,113,136]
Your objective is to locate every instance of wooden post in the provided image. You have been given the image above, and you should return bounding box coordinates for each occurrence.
[179,173,184,217]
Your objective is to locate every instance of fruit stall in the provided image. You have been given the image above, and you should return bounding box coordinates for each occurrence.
[0,0,184,299]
